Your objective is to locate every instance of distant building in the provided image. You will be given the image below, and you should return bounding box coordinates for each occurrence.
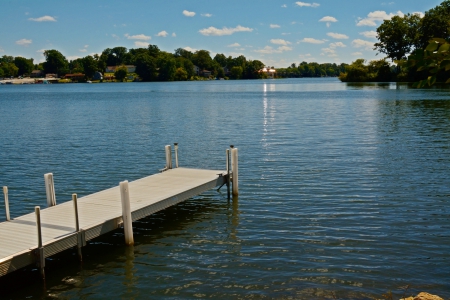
[45,73,57,79]
[193,65,200,75]
[30,70,44,78]
[259,67,277,79]
[65,73,85,81]
[201,70,211,77]
[105,65,136,73]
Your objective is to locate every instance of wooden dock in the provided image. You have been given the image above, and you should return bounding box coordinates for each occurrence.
[0,145,238,279]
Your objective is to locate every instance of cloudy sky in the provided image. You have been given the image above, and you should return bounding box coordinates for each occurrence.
[0,0,440,67]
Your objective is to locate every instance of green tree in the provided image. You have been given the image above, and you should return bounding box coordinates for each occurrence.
[192,50,212,70]
[404,38,450,87]
[230,66,243,79]
[374,14,421,62]
[213,53,227,67]
[0,55,14,63]
[43,49,69,75]
[0,62,19,77]
[174,67,188,81]
[338,59,369,82]
[418,0,450,49]
[14,56,34,75]
[157,52,176,81]
[147,44,161,58]
[135,53,158,81]
[174,48,193,60]
[82,55,98,79]
[114,65,128,82]
[176,57,194,79]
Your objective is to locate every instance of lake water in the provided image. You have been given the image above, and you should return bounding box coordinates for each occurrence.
[0,78,449,299]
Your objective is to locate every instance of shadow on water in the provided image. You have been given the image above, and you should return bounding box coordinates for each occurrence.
[0,194,237,299]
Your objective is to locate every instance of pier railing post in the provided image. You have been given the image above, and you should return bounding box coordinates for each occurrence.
[35,206,45,279]
[231,146,239,196]
[174,143,179,168]
[120,181,134,245]
[44,173,56,207]
[72,194,84,261]
[165,145,172,170]
[3,186,10,221]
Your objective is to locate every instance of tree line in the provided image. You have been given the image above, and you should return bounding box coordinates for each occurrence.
[0,46,274,81]
[277,62,347,78]
[340,0,450,84]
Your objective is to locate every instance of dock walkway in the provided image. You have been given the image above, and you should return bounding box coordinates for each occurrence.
[0,165,233,278]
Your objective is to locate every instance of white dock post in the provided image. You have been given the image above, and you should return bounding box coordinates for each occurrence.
[174,143,179,168]
[226,149,231,200]
[120,181,134,245]
[165,145,172,170]
[3,186,10,221]
[35,206,45,279]
[231,146,239,196]
[44,173,56,207]
[72,194,83,261]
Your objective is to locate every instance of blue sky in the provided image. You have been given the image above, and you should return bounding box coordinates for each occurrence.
[0,0,441,67]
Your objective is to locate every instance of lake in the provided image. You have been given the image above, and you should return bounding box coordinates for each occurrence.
[0,78,449,299]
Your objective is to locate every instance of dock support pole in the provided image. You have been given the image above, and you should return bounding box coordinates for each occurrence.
[226,149,231,200]
[174,143,179,168]
[3,186,10,221]
[120,181,134,245]
[231,146,239,196]
[72,194,83,261]
[165,145,172,170]
[44,173,56,207]
[35,206,45,280]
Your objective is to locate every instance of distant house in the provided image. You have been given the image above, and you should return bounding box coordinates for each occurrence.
[30,70,44,78]
[105,65,136,73]
[193,65,200,76]
[201,70,211,77]
[65,73,85,81]
[259,67,277,79]
[45,73,57,79]
[93,72,103,80]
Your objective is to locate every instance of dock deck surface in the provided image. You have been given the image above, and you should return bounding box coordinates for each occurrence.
[0,167,226,277]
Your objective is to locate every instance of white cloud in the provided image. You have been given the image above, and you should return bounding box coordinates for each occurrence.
[270,24,281,28]
[295,2,320,7]
[183,10,196,17]
[322,48,335,54]
[79,49,87,52]
[329,42,346,48]
[201,13,212,17]
[135,41,150,47]
[299,38,325,44]
[352,39,374,50]
[319,16,337,27]
[412,12,424,18]
[67,55,81,61]
[125,33,151,41]
[0,47,4,53]
[357,10,403,27]
[111,34,120,40]
[172,32,176,37]
[359,31,378,38]
[352,52,363,56]
[282,4,287,8]
[16,39,32,46]
[156,30,168,37]
[36,49,45,53]
[281,33,291,35]
[184,46,197,52]
[327,32,348,39]
[270,39,291,45]
[28,15,56,22]
[199,25,253,36]
[228,43,241,47]
[254,45,292,54]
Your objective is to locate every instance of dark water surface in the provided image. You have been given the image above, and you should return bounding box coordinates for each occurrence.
[0,79,449,299]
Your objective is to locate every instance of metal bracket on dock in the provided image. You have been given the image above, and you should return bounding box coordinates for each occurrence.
[34,247,45,268]
[77,230,86,247]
